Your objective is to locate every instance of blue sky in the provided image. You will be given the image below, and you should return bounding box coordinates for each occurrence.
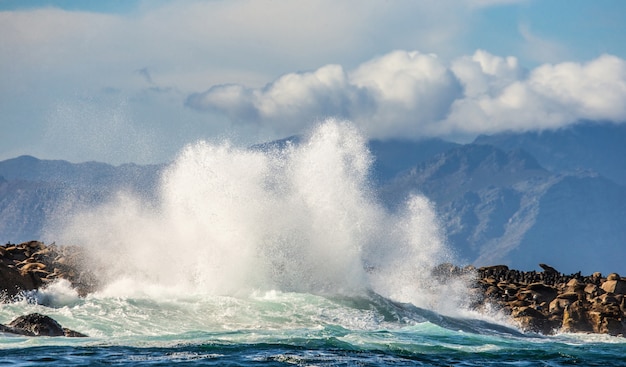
[1,0,626,164]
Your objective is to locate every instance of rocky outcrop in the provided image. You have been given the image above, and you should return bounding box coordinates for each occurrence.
[1,241,624,337]
[0,313,87,337]
[0,241,96,299]
[472,265,626,336]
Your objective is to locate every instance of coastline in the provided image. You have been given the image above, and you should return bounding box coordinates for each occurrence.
[1,241,624,337]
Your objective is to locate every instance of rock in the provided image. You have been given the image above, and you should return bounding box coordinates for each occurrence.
[62,327,88,338]
[512,306,556,334]
[549,297,569,314]
[0,263,37,298]
[595,293,620,306]
[584,284,601,298]
[0,241,98,299]
[526,283,558,303]
[607,273,621,281]
[1,313,87,337]
[562,301,593,333]
[472,264,626,337]
[557,292,581,301]
[565,278,584,293]
[601,279,626,295]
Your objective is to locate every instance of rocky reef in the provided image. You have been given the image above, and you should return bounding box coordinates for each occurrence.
[471,264,626,336]
[0,241,624,337]
[0,240,97,300]
[0,313,86,337]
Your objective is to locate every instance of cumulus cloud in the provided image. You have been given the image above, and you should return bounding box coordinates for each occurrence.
[1,0,625,164]
[187,51,463,139]
[188,49,626,140]
[445,52,626,135]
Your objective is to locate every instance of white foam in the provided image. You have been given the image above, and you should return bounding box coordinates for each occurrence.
[34,279,82,307]
[50,119,468,314]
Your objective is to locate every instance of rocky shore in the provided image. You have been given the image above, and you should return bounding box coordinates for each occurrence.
[0,241,624,337]
[0,240,96,300]
[471,264,626,336]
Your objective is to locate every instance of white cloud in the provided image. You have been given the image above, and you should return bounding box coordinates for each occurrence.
[187,51,464,139]
[0,0,494,94]
[1,0,624,163]
[445,52,626,134]
[187,51,463,138]
[451,49,524,97]
[349,51,463,137]
[189,49,626,140]
[186,64,369,134]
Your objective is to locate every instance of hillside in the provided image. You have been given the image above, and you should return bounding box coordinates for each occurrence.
[474,122,626,186]
[380,142,626,274]
[0,157,162,243]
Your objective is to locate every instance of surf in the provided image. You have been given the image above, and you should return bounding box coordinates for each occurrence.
[47,119,469,313]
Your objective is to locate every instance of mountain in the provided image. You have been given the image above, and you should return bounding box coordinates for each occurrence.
[0,156,162,243]
[0,155,161,189]
[474,122,626,186]
[367,138,459,183]
[508,175,626,273]
[381,142,626,274]
[251,136,459,183]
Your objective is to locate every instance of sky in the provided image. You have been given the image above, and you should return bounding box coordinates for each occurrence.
[1,0,625,164]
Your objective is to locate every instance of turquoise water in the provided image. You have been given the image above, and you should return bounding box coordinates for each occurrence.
[1,289,624,366]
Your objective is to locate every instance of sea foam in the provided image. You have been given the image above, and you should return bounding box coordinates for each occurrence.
[50,119,469,315]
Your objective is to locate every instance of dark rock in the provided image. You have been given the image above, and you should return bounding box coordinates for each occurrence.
[1,313,87,337]
[512,306,556,334]
[525,283,558,304]
[557,292,581,301]
[0,262,37,298]
[0,241,98,299]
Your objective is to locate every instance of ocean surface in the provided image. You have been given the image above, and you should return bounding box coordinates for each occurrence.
[1,288,625,366]
[2,121,624,365]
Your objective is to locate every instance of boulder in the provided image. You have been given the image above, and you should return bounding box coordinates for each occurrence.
[512,306,556,334]
[587,310,625,336]
[0,263,37,298]
[601,279,626,295]
[549,297,569,314]
[562,301,593,333]
[584,284,601,298]
[526,283,558,303]
[565,278,584,293]
[607,273,621,281]
[0,313,87,337]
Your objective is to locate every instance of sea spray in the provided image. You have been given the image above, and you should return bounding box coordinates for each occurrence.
[49,119,469,314]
